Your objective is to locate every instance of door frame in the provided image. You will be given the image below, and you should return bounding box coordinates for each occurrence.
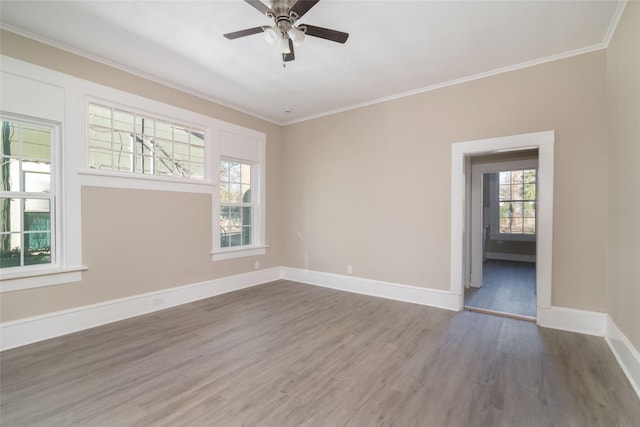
[450,131,554,315]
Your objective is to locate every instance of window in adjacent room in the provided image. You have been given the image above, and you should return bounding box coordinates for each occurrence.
[496,169,536,235]
[1,118,56,270]
[87,103,205,180]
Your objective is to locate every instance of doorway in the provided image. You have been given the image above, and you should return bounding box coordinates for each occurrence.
[464,159,538,320]
[450,131,555,323]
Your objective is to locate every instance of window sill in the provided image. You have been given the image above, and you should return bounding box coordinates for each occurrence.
[211,246,268,261]
[78,170,216,194]
[1,266,88,293]
[489,233,536,242]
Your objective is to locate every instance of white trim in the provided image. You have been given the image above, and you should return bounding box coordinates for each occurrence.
[282,45,607,126]
[606,316,640,399]
[537,306,607,336]
[603,0,629,48]
[211,246,268,261]
[283,267,459,312]
[485,252,536,263]
[0,267,283,351]
[1,266,87,292]
[78,170,216,194]
[451,131,554,310]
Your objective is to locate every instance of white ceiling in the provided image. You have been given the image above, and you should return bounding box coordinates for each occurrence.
[0,1,624,125]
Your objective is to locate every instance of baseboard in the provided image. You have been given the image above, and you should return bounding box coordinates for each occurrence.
[283,267,459,311]
[605,316,640,399]
[486,252,536,263]
[537,306,607,336]
[0,267,283,351]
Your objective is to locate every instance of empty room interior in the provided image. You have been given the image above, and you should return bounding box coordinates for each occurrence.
[1,1,639,425]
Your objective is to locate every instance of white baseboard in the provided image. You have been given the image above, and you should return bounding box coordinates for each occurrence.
[486,252,536,263]
[0,267,283,351]
[605,316,640,399]
[283,267,459,311]
[537,306,607,336]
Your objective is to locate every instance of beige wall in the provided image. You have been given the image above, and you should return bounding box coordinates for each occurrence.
[282,51,609,311]
[0,31,284,321]
[606,2,640,351]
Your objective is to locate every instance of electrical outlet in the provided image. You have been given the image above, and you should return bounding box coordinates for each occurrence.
[347,265,353,275]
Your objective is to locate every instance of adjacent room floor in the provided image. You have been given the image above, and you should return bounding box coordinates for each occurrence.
[464,259,537,318]
[1,280,639,426]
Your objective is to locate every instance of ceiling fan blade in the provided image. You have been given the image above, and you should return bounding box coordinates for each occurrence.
[244,0,273,16]
[289,0,320,20]
[283,39,295,62]
[300,24,349,44]
[224,26,267,40]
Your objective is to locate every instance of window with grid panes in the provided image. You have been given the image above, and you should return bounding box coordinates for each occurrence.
[497,169,536,235]
[1,118,55,270]
[219,159,253,248]
[87,103,205,180]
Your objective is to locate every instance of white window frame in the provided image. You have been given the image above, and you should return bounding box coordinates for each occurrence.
[211,127,266,261]
[1,115,59,274]
[489,167,538,242]
[1,58,87,292]
[86,100,207,182]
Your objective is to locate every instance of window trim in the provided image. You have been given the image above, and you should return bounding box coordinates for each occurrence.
[211,127,267,261]
[489,168,538,242]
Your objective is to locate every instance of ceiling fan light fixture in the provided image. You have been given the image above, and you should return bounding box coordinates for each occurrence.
[277,34,291,54]
[288,26,305,47]
[264,26,279,45]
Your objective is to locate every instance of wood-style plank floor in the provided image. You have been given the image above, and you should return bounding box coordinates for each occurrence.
[1,280,639,426]
[465,260,537,317]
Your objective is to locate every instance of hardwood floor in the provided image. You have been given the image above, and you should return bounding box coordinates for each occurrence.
[465,260,537,318]
[2,280,639,426]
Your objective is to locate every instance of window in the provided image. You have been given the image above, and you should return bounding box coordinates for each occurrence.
[1,118,55,270]
[212,128,266,261]
[88,103,205,180]
[497,169,536,235]
[219,159,253,248]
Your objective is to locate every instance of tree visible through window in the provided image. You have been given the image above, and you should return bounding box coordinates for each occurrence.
[498,169,536,234]
[1,119,54,269]
[219,159,252,248]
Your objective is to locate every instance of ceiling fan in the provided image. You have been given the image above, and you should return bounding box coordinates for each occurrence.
[224,0,349,63]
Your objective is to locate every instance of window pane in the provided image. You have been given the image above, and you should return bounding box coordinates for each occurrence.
[241,163,251,184]
[191,130,204,147]
[191,146,204,164]
[24,170,50,193]
[113,110,134,132]
[135,155,154,175]
[499,202,511,218]
[229,162,241,182]
[114,152,133,172]
[499,217,511,234]
[174,125,189,143]
[190,163,205,180]
[524,218,536,234]
[242,226,252,245]
[0,233,21,268]
[499,184,511,200]
[22,125,51,160]
[220,161,230,183]
[242,185,251,203]
[156,156,172,176]
[524,183,536,200]
[136,116,154,136]
[220,183,230,203]
[523,202,536,218]
[89,149,112,170]
[523,169,536,184]
[229,183,242,203]
[89,104,111,128]
[0,198,21,232]
[5,158,20,191]
[113,130,133,152]
[89,127,111,150]
[156,120,173,141]
[173,142,189,163]
[499,171,511,185]
[24,230,51,266]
